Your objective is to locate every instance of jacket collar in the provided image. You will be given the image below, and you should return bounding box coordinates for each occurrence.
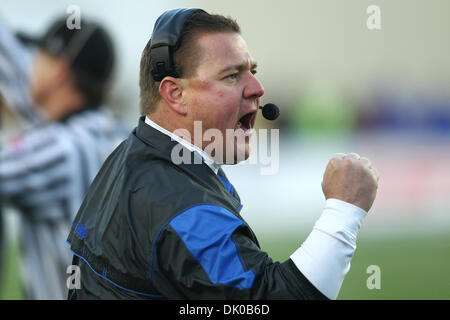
[144,116,220,174]
[136,116,184,159]
[134,116,242,210]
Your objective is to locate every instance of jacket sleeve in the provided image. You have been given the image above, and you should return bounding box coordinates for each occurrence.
[150,204,328,300]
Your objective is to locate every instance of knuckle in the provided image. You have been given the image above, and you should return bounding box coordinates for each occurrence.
[329,157,339,167]
[360,156,370,164]
[342,158,353,168]
[331,154,341,161]
[330,153,345,163]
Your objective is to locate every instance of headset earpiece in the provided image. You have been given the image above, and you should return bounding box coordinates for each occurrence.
[150,8,205,81]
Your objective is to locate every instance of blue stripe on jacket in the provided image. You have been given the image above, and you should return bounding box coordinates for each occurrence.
[169,204,255,290]
[217,174,234,196]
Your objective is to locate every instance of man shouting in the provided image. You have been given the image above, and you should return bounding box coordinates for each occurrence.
[67,8,378,300]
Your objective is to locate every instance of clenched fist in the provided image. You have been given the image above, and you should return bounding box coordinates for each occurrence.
[322,153,379,212]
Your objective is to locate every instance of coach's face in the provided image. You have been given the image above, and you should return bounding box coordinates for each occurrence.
[181,32,264,164]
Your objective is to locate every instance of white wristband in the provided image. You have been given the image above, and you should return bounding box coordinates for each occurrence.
[290,199,367,299]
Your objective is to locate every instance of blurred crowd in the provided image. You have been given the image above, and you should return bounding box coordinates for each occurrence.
[271,84,450,135]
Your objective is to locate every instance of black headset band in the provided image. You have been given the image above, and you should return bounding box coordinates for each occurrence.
[150,8,205,81]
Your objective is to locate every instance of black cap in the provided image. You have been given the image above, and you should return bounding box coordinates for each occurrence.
[17,16,115,106]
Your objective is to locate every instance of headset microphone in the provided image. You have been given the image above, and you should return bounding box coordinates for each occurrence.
[259,103,280,121]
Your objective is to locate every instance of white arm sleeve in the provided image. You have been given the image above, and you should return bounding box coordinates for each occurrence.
[290,198,367,299]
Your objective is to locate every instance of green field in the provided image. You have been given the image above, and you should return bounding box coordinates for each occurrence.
[1,231,449,300]
[0,240,24,300]
[259,231,450,300]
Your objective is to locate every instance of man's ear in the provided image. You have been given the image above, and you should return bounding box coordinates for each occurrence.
[159,77,187,115]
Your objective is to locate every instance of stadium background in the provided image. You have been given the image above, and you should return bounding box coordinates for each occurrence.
[1,0,449,299]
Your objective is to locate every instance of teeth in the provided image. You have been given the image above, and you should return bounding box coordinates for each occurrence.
[235,121,249,131]
[236,115,253,131]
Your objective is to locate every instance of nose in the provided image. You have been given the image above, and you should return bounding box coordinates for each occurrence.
[244,72,265,100]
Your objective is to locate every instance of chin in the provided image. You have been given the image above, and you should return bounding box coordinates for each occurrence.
[221,137,251,165]
[232,144,250,164]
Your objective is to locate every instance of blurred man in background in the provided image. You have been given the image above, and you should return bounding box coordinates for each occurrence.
[0,15,128,299]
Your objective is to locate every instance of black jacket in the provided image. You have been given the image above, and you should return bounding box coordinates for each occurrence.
[67,117,327,300]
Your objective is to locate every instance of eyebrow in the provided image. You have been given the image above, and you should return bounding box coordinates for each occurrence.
[218,61,258,75]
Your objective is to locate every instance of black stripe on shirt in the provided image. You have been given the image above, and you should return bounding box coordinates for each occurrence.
[1,154,67,182]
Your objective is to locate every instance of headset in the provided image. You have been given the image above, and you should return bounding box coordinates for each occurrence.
[149,8,280,120]
[150,8,204,82]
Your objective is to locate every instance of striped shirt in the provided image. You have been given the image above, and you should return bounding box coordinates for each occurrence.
[0,109,129,299]
[1,109,128,218]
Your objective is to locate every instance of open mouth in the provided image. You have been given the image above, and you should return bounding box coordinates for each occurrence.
[235,111,256,132]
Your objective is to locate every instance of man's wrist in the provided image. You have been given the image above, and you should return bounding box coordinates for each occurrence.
[289,198,367,299]
[314,198,367,248]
